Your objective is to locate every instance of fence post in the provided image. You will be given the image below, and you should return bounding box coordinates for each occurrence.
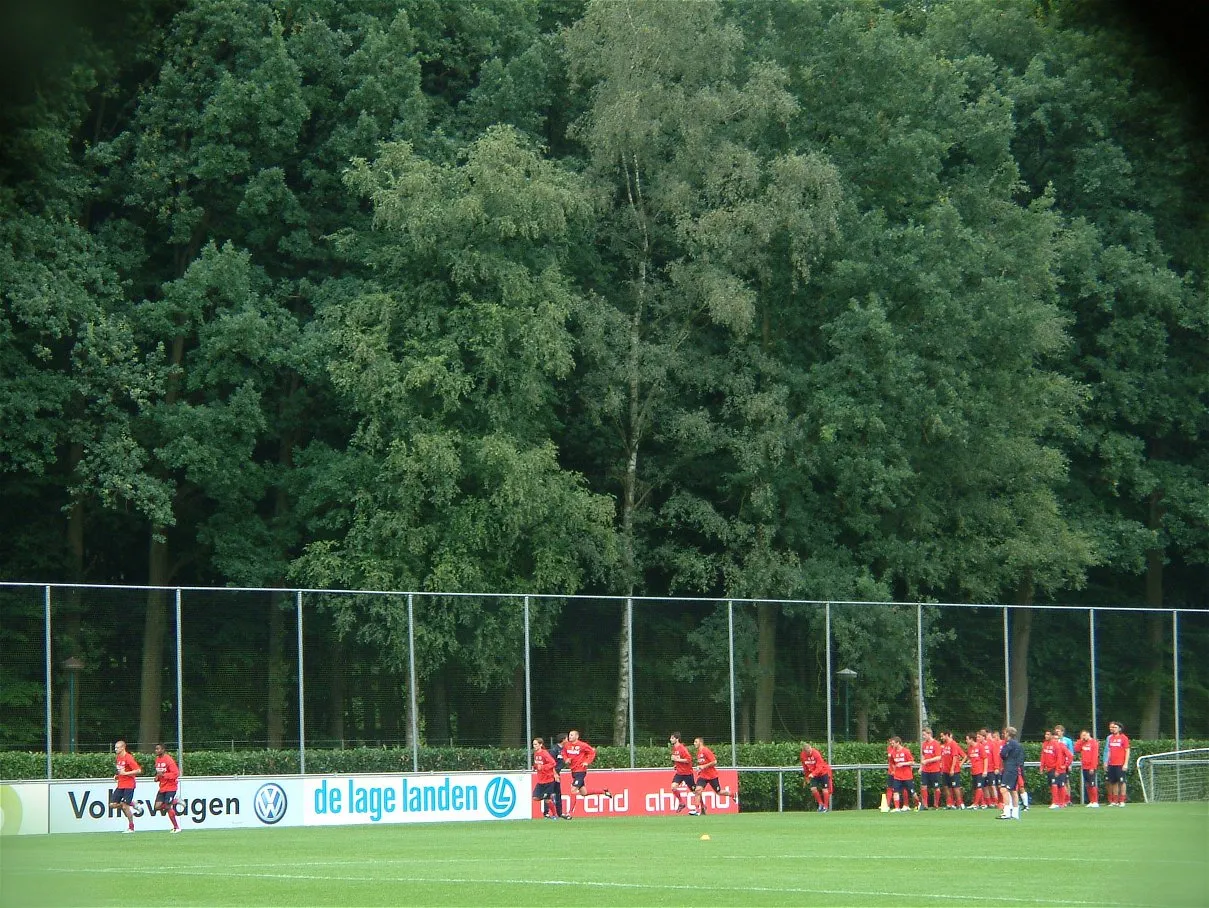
[297,590,305,775]
[825,602,832,765]
[1173,611,1180,752]
[408,592,418,773]
[1003,607,1011,728]
[176,589,184,774]
[523,596,531,757]
[627,596,635,769]
[1090,609,1098,742]
[916,603,924,746]
[728,599,737,769]
[44,585,52,781]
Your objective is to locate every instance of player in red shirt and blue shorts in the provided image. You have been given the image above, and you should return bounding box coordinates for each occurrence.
[561,729,611,816]
[110,739,140,833]
[152,743,181,832]
[1105,721,1131,806]
[669,732,698,814]
[692,737,734,814]
[919,727,943,810]
[940,731,966,809]
[532,738,561,819]
[1075,729,1100,807]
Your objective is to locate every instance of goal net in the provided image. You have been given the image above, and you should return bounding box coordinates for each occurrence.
[1136,749,1209,803]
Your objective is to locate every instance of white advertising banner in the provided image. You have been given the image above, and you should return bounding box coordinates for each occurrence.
[1,783,50,836]
[47,777,302,834]
[303,773,531,825]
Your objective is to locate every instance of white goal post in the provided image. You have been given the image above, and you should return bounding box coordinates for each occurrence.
[1136,749,1209,803]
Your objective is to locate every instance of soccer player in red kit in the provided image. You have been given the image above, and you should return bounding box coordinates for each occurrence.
[561,729,609,816]
[1075,729,1101,807]
[1105,721,1131,806]
[669,732,697,813]
[919,727,943,810]
[941,731,966,809]
[888,737,919,811]
[1041,730,1060,806]
[1053,730,1073,807]
[152,743,181,832]
[986,729,1003,807]
[109,740,140,832]
[532,737,561,819]
[692,737,733,814]
[799,743,832,812]
[968,732,989,808]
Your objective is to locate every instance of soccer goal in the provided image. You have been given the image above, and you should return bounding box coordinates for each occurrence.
[1136,749,1209,803]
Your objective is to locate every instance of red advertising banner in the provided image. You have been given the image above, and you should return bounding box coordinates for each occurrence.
[529,768,740,819]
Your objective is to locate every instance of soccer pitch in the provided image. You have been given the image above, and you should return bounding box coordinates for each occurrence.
[2,805,1205,907]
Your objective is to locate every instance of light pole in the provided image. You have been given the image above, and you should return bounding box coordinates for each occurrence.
[63,657,84,753]
[837,667,857,742]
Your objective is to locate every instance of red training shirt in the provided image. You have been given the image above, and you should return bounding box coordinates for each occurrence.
[533,748,556,784]
[115,751,140,790]
[695,745,720,781]
[1106,733,1130,767]
[891,746,915,781]
[562,739,596,773]
[800,747,831,778]
[1075,737,1100,770]
[671,742,694,775]
[154,753,180,792]
[920,738,943,774]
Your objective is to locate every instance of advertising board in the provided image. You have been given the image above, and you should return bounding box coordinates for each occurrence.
[531,768,740,818]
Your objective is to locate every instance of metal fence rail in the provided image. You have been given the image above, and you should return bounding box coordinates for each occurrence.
[1,582,1203,780]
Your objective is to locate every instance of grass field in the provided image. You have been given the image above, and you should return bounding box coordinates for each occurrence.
[2,804,1206,907]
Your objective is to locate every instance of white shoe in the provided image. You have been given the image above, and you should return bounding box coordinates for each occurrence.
[1049,804,1061,809]
[121,828,134,834]
[1087,802,1100,808]
[170,827,182,834]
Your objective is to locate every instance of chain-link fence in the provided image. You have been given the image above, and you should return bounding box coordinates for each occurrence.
[1,583,1205,777]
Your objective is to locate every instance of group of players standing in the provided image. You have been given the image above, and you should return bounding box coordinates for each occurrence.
[799,721,1133,818]
[531,730,735,818]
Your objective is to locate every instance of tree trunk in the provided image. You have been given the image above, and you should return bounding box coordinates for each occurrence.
[139,535,170,750]
[754,602,779,741]
[498,665,525,747]
[428,669,450,744]
[1008,574,1035,731]
[856,706,869,743]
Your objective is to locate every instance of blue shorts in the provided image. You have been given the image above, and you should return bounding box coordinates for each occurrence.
[944,773,963,787]
[1106,765,1126,784]
[1002,767,1023,791]
[672,773,696,788]
[891,778,915,795]
[697,776,722,793]
[533,781,560,800]
[972,773,985,788]
[811,774,830,791]
[921,771,942,788]
[570,771,587,788]
[110,788,134,805]
[1054,772,1069,787]
[153,790,178,810]
[1082,769,1098,787]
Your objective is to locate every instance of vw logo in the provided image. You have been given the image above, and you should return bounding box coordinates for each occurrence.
[253,783,288,825]
[484,777,516,818]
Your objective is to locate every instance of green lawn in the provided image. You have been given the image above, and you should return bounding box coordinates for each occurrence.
[2,804,1206,907]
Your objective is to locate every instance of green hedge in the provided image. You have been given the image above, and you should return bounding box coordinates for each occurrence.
[3,739,1202,813]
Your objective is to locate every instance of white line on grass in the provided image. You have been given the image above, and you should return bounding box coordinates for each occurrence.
[34,866,1145,906]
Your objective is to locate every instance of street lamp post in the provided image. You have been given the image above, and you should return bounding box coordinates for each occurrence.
[62,657,84,753]
[837,667,857,742]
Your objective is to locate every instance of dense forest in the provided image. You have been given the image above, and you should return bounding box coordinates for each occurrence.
[1,0,1206,753]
